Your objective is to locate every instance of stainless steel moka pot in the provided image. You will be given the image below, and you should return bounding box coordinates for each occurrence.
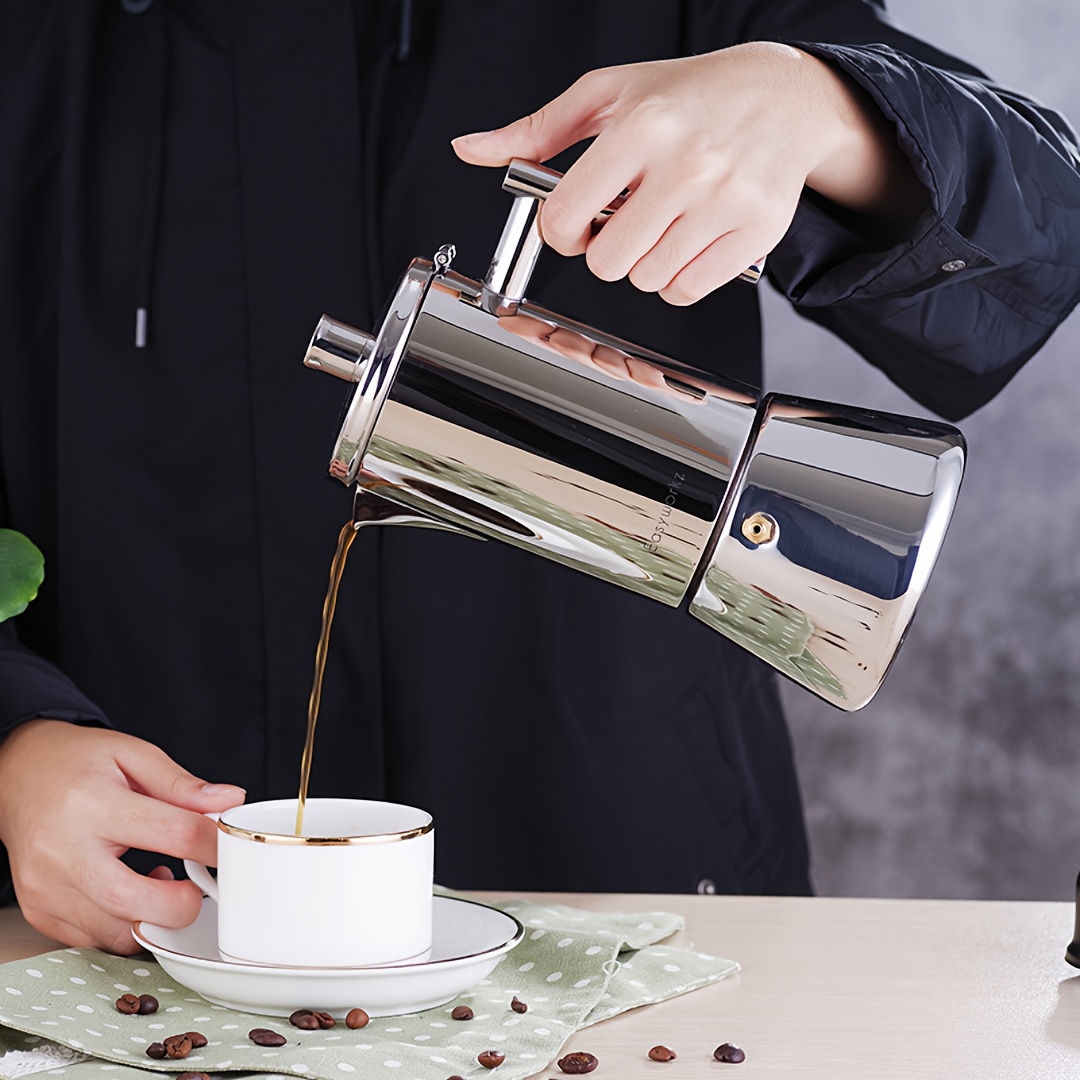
[304,159,965,711]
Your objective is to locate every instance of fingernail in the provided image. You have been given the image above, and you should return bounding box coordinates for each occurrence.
[201,783,244,797]
[451,131,492,146]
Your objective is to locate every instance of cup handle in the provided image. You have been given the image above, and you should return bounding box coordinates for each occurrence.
[183,811,221,901]
[183,860,219,902]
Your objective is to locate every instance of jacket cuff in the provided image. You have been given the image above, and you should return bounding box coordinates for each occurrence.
[770,41,1004,305]
[773,40,1080,319]
[769,196,998,310]
[0,633,110,735]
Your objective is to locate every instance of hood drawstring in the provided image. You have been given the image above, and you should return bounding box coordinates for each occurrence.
[359,0,418,321]
[123,0,170,349]
[361,44,395,321]
[122,0,415,348]
[396,0,413,63]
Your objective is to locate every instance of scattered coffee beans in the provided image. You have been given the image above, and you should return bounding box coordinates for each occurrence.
[163,1034,193,1060]
[114,994,140,1015]
[137,994,159,1015]
[185,1032,208,1049]
[713,1043,746,1064]
[477,1049,505,1069]
[145,1043,167,1060]
[345,1008,370,1030]
[451,1005,474,1021]
[510,996,528,1014]
[557,1051,599,1074]
[249,1028,288,1047]
[648,1045,677,1062]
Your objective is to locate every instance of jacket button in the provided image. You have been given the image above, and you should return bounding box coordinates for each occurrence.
[941,259,967,272]
[697,878,717,895]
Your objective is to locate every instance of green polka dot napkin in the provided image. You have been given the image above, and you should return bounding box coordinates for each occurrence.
[0,898,737,1080]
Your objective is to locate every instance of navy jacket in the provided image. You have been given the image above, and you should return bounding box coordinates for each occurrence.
[1,0,1078,902]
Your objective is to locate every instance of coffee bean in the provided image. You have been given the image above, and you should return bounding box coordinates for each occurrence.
[177,1073,212,1080]
[137,994,159,1015]
[713,1043,746,1064]
[557,1051,599,1074]
[289,1009,334,1029]
[345,1008,369,1030]
[510,996,527,1014]
[648,1045,677,1062]
[184,1032,208,1049]
[477,1049,505,1069]
[115,993,140,1015]
[163,1034,193,1060]
[249,1028,288,1047]
[451,1005,474,1021]
[145,1043,167,1060]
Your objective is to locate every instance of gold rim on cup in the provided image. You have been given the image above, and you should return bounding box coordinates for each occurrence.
[216,817,434,845]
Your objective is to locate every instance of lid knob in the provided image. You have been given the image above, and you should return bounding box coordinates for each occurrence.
[304,315,375,383]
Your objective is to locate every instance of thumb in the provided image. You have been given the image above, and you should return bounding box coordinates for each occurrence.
[115,739,246,813]
[451,68,618,167]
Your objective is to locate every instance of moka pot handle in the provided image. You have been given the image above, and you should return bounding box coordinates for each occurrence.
[482,159,765,308]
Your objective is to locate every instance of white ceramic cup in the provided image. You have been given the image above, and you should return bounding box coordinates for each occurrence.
[183,798,434,969]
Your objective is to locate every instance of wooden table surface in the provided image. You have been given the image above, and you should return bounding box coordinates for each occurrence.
[3,893,1079,1079]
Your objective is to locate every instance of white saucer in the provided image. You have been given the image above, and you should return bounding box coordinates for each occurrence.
[132,895,523,1018]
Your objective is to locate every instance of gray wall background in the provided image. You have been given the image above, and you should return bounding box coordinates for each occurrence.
[765,0,1080,900]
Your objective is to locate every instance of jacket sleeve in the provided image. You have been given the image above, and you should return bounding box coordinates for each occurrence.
[0,622,110,736]
[696,0,1080,419]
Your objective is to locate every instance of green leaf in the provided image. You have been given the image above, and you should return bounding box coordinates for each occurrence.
[0,529,45,622]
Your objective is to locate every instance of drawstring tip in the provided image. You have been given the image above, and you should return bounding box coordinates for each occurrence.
[135,307,148,349]
[396,0,413,62]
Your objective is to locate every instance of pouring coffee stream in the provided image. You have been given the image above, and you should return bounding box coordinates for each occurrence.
[303,158,966,712]
[295,520,359,836]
